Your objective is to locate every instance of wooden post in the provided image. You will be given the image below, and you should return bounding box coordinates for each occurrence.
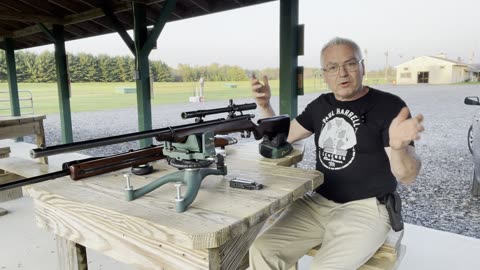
[279,0,299,117]
[4,38,21,118]
[52,24,73,143]
[132,0,176,148]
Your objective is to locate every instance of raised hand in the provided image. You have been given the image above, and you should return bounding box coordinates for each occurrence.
[251,74,271,108]
[389,107,424,150]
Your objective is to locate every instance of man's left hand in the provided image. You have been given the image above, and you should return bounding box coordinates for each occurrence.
[389,107,424,150]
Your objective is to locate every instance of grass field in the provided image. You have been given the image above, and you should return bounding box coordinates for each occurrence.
[0,77,394,115]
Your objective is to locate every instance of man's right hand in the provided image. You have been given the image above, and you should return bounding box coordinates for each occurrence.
[251,74,271,108]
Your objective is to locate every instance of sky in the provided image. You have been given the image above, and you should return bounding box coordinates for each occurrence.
[24,0,480,71]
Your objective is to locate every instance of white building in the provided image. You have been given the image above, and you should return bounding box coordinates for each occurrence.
[395,55,471,84]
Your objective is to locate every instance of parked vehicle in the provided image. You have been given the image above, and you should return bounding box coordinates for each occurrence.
[464,96,480,196]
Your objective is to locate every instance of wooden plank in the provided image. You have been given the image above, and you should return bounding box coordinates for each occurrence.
[56,238,88,270]
[0,115,46,126]
[0,172,24,202]
[36,199,210,269]
[0,146,10,157]
[208,220,266,270]
[0,155,321,250]
[0,11,63,24]
[0,140,321,269]
[0,172,24,184]
[225,140,305,167]
[0,187,22,202]
[0,121,43,138]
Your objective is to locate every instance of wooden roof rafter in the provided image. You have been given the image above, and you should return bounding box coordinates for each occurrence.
[0,0,276,50]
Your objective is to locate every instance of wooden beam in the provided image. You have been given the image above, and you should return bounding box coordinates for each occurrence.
[48,0,90,14]
[0,27,12,37]
[12,1,132,38]
[63,1,132,25]
[141,0,176,55]
[52,24,73,143]
[38,23,56,43]
[63,24,89,38]
[0,11,63,24]
[189,0,211,12]
[13,24,48,39]
[16,0,67,17]
[279,0,299,117]
[99,1,135,54]
[4,38,20,118]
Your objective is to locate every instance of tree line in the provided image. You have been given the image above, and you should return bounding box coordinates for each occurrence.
[0,51,296,83]
[0,51,174,83]
[3,50,391,83]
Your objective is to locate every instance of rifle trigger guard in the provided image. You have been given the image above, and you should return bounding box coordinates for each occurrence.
[241,131,251,138]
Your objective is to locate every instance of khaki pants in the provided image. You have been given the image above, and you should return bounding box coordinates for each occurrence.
[249,193,391,270]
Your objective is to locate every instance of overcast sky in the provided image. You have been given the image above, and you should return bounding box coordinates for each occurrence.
[24,0,479,70]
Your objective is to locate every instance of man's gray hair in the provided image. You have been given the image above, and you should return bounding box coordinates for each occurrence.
[320,37,363,65]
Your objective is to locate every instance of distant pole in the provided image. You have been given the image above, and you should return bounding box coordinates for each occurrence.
[384,51,389,82]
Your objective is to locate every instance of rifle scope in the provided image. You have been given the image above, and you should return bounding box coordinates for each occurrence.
[181,100,256,120]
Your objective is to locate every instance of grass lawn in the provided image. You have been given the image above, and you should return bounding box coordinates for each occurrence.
[0,77,396,115]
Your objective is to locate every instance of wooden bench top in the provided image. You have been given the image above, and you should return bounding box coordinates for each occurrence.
[0,115,46,126]
[0,142,322,250]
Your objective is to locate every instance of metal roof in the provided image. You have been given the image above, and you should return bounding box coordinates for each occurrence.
[0,0,275,50]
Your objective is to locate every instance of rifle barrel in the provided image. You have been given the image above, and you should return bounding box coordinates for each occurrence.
[31,116,255,159]
[0,170,69,191]
[31,118,226,158]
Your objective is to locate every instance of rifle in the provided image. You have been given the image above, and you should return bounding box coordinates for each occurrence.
[0,100,293,212]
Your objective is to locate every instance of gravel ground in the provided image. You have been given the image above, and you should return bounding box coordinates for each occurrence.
[25,84,480,239]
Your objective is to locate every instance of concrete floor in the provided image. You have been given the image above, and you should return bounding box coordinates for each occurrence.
[1,196,480,270]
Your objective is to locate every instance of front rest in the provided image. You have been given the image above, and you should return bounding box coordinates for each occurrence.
[256,115,292,159]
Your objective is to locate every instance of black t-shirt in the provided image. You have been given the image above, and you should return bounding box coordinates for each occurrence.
[296,87,410,203]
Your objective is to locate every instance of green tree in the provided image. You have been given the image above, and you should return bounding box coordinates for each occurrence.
[151,60,174,82]
[177,64,198,82]
[15,51,37,82]
[67,53,82,82]
[115,56,129,82]
[0,51,7,82]
[226,66,248,81]
[78,53,100,82]
[31,51,55,82]
[98,54,120,82]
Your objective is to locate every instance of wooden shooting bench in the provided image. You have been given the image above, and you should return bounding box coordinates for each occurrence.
[0,115,47,206]
[0,140,323,270]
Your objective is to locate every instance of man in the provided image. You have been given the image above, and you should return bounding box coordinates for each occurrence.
[249,37,424,269]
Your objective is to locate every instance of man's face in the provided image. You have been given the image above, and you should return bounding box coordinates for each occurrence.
[321,44,365,101]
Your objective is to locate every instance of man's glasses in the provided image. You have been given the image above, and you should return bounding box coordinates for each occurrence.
[322,59,364,75]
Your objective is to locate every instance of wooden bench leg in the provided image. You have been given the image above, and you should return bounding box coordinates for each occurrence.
[0,172,25,202]
[56,237,88,270]
[35,120,48,164]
